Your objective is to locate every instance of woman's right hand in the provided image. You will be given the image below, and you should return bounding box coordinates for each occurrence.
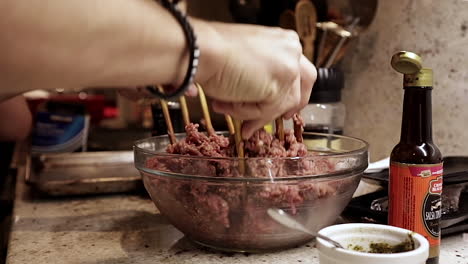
[195,21,317,139]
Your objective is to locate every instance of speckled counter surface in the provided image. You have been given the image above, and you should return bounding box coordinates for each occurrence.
[6,168,468,264]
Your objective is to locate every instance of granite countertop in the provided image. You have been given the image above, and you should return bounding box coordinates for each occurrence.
[6,161,468,264]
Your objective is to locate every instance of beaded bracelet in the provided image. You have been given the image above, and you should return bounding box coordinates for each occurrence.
[146,0,199,100]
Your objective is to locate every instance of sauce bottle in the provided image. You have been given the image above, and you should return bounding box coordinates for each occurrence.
[389,51,443,264]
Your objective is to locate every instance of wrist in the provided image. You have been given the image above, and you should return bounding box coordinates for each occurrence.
[191,19,224,87]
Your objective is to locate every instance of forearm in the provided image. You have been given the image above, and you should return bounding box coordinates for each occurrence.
[0,0,218,96]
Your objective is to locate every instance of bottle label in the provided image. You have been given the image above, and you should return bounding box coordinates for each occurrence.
[389,162,443,249]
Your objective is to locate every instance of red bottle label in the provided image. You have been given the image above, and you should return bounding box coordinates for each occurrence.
[389,162,443,248]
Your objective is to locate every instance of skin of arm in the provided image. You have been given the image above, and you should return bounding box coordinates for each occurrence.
[0,0,315,138]
[0,0,218,96]
[0,96,32,141]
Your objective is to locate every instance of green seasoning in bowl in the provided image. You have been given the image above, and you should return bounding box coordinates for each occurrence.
[348,233,416,254]
[318,224,429,264]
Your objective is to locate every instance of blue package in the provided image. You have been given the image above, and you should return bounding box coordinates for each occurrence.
[32,111,90,153]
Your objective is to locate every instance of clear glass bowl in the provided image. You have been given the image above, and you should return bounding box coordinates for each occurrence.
[134,132,368,252]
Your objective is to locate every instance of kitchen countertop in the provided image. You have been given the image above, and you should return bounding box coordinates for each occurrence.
[6,159,468,264]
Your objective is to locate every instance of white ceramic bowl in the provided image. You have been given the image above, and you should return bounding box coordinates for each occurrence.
[317,223,429,264]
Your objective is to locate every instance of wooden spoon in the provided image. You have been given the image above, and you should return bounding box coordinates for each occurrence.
[295,0,317,62]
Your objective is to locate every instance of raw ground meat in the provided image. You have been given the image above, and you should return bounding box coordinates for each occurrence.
[166,115,307,159]
[143,116,358,250]
[166,123,231,157]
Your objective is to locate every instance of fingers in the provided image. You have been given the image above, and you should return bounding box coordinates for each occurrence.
[298,55,316,107]
[242,119,271,139]
[283,55,317,118]
[281,75,302,119]
[213,56,316,137]
[205,25,317,137]
[212,100,270,139]
[212,101,264,120]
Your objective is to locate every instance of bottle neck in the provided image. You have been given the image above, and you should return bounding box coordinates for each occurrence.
[400,86,433,144]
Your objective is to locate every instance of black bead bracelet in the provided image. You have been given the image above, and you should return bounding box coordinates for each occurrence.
[146,0,199,100]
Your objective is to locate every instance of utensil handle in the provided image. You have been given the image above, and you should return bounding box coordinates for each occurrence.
[233,119,245,174]
[316,233,344,249]
[275,118,285,141]
[179,95,190,127]
[196,83,215,136]
[324,18,359,68]
[324,37,347,68]
[225,115,235,135]
[157,86,177,144]
[316,29,328,65]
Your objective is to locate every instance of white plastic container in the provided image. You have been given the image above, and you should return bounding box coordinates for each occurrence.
[317,223,429,264]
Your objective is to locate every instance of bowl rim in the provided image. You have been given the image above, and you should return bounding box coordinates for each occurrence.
[134,131,369,160]
[136,165,367,182]
[134,132,369,182]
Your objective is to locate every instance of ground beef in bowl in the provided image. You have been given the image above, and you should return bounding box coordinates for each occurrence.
[141,120,362,251]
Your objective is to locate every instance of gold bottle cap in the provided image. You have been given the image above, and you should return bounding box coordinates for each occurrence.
[404,68,433,87]
[391,51,423,75]
[391,51,433,87]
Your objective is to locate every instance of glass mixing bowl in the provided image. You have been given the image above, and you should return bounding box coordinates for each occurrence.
[134,132,368,252]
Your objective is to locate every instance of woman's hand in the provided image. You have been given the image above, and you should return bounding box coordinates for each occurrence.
[195,22,317,139]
